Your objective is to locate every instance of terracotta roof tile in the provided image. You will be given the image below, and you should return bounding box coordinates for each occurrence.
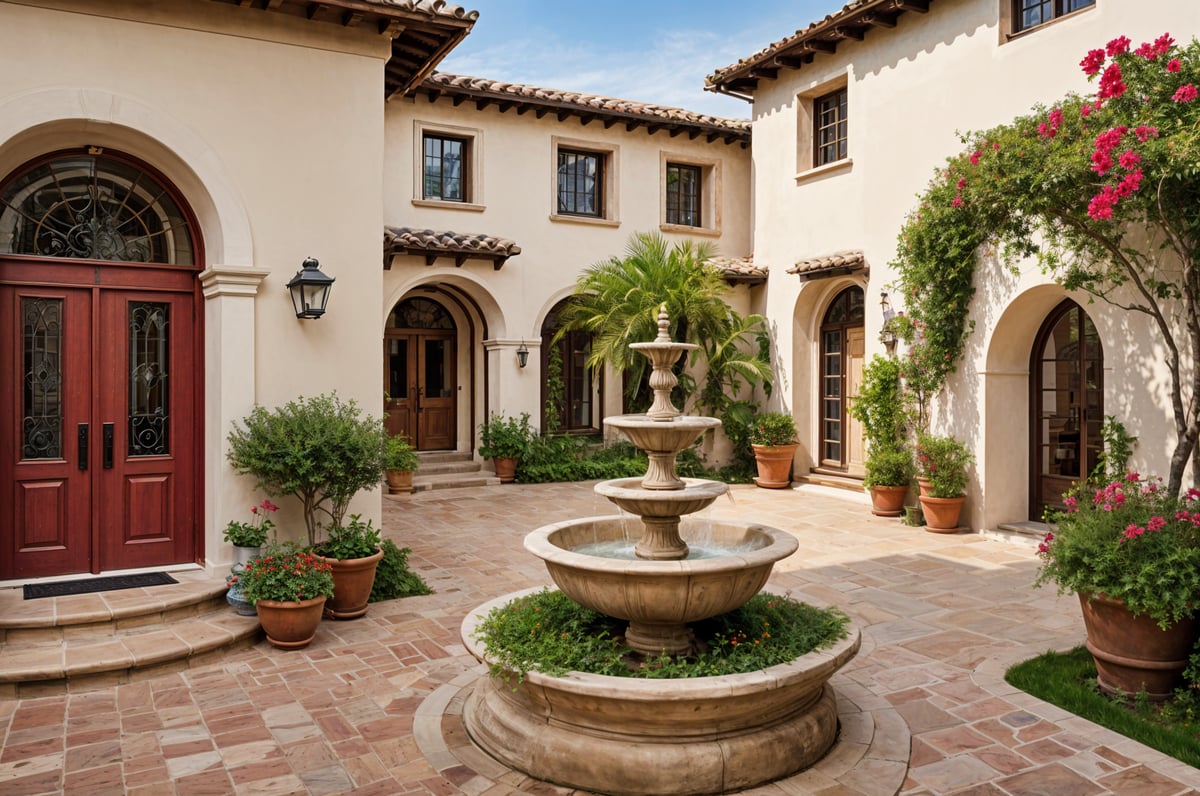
[786,250,866,279]
[362,0,478,21]
[706,255,767,285]
[385,225,521,269]
[422,73,750,140]
[707,0,931,91]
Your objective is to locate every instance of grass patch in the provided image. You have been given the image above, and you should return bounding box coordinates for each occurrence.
[474,589,850,680]
[1005,647,1200,768]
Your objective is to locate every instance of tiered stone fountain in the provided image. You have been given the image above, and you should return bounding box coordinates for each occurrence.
[461,307,861,796]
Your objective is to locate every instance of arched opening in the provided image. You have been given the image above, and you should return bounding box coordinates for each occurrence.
[385,296,458,450]
[817,286,865,472]
[540,299,600,434]
[1030,299,1103,516]
[0,148,202,579]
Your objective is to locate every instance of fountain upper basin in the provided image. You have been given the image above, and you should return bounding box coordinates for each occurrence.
[594,476,727,517]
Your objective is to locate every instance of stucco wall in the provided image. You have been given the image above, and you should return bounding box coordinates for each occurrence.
[746,0,1200,528]
[0,0,391,567]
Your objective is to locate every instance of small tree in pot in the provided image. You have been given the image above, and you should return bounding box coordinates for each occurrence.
[748,411,799,489]
[478,412,533,483]
[850,356,912,516]
[915,433,974,532]
[384,435,420,495]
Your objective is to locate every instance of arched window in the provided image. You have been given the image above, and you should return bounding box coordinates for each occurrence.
[818,287,865,469]
[541,300,598,433]
[0,151,195,265]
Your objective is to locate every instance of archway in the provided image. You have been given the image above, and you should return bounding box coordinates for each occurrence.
[817,286,865,472]
[540,299,600,433]
[0,149,202,578]
[1030,299,1103,516]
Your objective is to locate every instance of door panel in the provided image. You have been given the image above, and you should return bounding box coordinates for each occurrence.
[846,327,865,473]
[0,287,92,578]
[384,332,456,451]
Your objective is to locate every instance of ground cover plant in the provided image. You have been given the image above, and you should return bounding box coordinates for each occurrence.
[474,588,850,680]
[1006,647,1200,768]
[369,539,431,602]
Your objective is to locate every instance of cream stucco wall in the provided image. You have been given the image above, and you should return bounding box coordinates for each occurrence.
[0,0,391,573]
[382,93,753,454]
[746,0,1200,529]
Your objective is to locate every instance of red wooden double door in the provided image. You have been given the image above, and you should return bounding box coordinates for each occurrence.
[0,260,199,579]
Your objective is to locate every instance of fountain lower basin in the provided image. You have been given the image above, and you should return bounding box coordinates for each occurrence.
[462,588,862,796]
[525,515,798,655]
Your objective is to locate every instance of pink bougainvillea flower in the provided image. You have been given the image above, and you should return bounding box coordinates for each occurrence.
[951,195,964,208]
[1147,515,1167,532]
[956,177,967,190]
[969,150,982,166]
[1155,32,1176,55]
[1081,48,1106,75]
[1098,63,1127,98]
[1134,125,1159,142]
[1064,496,1078,513]
[1048,108,1063,129]
[1135,41,1158,60]
[1172,84,1198,102]
[1118,149,1141,170]
[1116,168,1143,198]
[1167,58,1182,72]
[1038,122,1055,138]
[1106,36,1131,57]
[1080,103,1093,118]
[1091,149,1113,175]
[1087,186,1118,220]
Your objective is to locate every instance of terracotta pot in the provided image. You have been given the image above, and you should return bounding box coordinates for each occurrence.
[918,495,964,532]
[318,548,384,620]
[1078,592,1198,701]
[869,484,908,517]
[916,477,933,497]
[385,468,413,494]
[492,456,518,483]
[751,443,799,489]
[255,595,326,649]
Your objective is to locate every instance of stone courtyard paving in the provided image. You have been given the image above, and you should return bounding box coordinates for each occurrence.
[2,481,1199,794]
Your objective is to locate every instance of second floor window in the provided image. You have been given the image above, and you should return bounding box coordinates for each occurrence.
[557,149,603,217]
[423,134,466,201]
[815,88,848,168]
[666,163,701,227]
[1013,0,1094,34]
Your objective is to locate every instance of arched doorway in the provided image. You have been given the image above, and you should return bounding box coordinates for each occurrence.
[818,286,866,472]
[0,149,202,579]
[1031,299,1103,516]
[385,297,457,450]
[541,299,600,433]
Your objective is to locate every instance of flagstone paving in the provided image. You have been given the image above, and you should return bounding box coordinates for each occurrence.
[2,481,1199,794]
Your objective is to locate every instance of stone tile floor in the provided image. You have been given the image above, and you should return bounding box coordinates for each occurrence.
[2,481,1199,794]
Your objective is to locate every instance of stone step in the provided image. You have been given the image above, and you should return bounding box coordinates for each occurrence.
[415,451,474,466]
[0,570,261,697]
[416,459,485,476]
[411,471,502,492]
[796,469,868,494]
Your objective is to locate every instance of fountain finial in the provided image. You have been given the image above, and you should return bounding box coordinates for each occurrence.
[654,303,671,342]
[628,303,699,421]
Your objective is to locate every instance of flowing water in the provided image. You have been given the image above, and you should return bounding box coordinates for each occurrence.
[572,539,762,560]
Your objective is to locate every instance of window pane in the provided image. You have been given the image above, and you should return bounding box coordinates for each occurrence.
[129,302,169,456]
[814,89,848,167]
[22,297,63,459]
[557,150,601,216]
[422,134,467,202]
[666,163,701,226]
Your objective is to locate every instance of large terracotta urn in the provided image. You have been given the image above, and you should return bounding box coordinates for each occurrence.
[751,443,798,488]
[918,495,964,532]
[492,457,518,483]
[385,468,414,494]
[318,548,384,620]
[255,596,327,649]
[1079,592,1198,701]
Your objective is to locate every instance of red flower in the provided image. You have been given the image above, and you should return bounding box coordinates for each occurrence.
[1117,149,1141,170]
[1080,48,1106,75]
[1134,125,1159,142]
[1080,103,1092,118]
[1172,84,1198,103]
[1106,36,1131,57]
[1098,63,1126,99]
[951,195,964,208]
[1154,33,1176,55]
[1167,58,1182,73]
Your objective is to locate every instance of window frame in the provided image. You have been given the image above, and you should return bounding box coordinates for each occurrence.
[550,137,620,226]
[1004,0,1095,38]
[665,163,702,227]
[556,148,604,218]
[422,132,468,203]
[411,120,485,211]
[659,152,722,236]
[813,88,848,169]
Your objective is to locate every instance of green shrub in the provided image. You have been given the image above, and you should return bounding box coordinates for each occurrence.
[385,436,420,472]
[369,539,432,602]
[864,445,915,488]
[915,433,973,497]
[478,412,534,460]
[517,435,647,483]
[747,412,797,447]
[313,514,380,560]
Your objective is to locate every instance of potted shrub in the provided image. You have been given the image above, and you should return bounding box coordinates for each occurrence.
[238,543,335,649]
[915,433,974,532]
[384,435,420,495]
[312,514,383,620]
[478,411,533,483]
[749,411,799,489]
[863,445,914,517]
[1037,475,1200,700]
[222,499,278,615]
[849,356,910,515]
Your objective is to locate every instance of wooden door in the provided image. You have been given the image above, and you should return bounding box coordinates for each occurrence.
[0,284,197,578]
[385,332,455,451]
[818,287,865,470]
[845,326,866,474]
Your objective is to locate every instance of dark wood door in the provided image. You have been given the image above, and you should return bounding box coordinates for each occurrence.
[385,332,456,451]
[0,280,198,578]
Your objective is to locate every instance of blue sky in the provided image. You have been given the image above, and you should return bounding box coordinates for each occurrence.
[439,1,849,118]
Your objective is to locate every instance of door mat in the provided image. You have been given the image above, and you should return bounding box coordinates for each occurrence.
[24,572,178,600]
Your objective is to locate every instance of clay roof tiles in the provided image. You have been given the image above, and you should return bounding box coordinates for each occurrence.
[385,225,521,269]
[786,250,866,279]
[705,255,767,285]
[420,73,750,144]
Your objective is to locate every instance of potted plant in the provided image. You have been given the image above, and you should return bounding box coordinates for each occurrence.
[384,435,420,495]
[849,355,910,515]
[915,433,974,532]
[222,498,279,615]
[238,543,335,649]
[312,514,383,619]
[1037,474,1200,699]
[478,411,533,483]
[749,411,799,489]
[863,445,914,517]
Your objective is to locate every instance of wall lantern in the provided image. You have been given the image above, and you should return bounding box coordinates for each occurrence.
[516,340,530,369]
[287,257,335,319]
[880,290,898,357]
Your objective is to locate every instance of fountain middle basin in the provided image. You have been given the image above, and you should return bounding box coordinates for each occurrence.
[525,515,798,655]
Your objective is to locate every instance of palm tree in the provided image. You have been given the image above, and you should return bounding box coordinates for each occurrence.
[556,232,772,417]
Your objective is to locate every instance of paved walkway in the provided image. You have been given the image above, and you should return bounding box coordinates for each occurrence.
[2,482,1199,795]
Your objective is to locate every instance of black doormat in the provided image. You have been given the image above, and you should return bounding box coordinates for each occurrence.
[23,572,178,600]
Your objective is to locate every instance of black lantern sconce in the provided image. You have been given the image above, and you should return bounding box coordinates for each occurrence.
[880,290,898,357]
[516,340,530,369]
[287,257,335,319]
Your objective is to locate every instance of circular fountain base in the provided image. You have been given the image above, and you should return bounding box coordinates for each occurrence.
[461,590,861,795]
